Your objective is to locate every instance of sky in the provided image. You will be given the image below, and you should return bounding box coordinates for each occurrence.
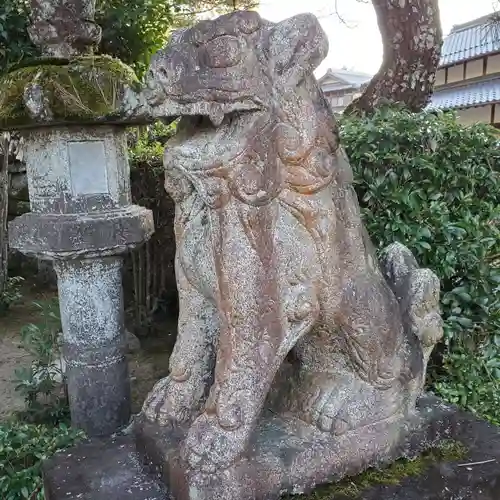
[259,0,500,77]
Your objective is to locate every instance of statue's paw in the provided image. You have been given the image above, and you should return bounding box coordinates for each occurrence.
[296,373,404,436]
[141,376,198,426]
[182,413,246,473]
[315,399,356,436]
[292,372,351,434]
[315,384,403,436]
[313,389,353,436]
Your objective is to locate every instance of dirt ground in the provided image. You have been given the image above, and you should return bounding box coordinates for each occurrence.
[0,287,175,421]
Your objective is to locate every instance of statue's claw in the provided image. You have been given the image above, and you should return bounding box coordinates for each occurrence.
[142,376,200,425]
[182,413,248,472]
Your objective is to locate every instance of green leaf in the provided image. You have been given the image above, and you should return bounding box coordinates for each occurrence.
[454,290,473,302]
[420,227,432,239]
[455,317,473,328]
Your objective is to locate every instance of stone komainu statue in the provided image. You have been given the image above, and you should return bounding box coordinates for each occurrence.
[141,11,443,472]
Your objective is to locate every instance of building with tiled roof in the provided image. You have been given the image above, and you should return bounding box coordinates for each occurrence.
[318,68,372,115]
[429,13,500,126]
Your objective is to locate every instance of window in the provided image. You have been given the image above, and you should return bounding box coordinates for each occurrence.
[330,95,344,107]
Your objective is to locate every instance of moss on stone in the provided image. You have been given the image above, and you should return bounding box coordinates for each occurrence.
[283,440,468,499]
[0,55,141,128]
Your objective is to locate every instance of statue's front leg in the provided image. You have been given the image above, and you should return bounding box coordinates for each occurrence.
[182,200,314,471]
[142,258,218,426]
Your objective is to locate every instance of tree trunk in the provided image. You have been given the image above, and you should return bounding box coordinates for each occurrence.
[345,0,442,115]
[0,133,9,297]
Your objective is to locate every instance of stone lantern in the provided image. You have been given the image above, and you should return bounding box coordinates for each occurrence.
[1,0,154,436]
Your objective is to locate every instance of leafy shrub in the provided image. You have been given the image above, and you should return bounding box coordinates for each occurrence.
[0,276,24,316]
[341,106,500,423]
[433,344,500,426]
[14,299,69,425]
[0,0,37,72]
[95,0,174,77]
[0,421,84,500]
[129,120,177,165]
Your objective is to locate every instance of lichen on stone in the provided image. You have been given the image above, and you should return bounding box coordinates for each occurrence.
[0,55,141,128]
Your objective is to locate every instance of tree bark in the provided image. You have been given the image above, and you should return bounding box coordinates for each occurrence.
[345,0,442,116]
[0,133,9,297]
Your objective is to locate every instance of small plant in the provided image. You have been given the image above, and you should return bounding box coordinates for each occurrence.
[129,120,177,165]
[14,299,69,425]
[0,275,24,316]
[0,421,84,500]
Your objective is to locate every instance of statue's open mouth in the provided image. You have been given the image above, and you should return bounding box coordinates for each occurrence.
[140,79,265,128]
[162,109,267,170]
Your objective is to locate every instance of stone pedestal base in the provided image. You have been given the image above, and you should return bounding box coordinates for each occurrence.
[42,436,167,500]
[43,396,500,500]
[134,396,460,500]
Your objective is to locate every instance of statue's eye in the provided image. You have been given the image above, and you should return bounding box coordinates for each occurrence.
[191,20,213,46]
[235,12,261,34]
[201,36,241,68]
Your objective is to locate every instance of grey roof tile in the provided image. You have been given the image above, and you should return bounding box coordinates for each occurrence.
[428,77,500,109]
[318,68,372,89]
[441,14,500,66]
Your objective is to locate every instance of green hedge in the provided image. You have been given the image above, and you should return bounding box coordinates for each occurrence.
[341,106,500,423]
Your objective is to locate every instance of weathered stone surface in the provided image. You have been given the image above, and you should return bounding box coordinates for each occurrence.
[28,0,101,58]
[7,198,30,218]
[43,436,168,500]
[53,328,141,385]
[8,125,154,261]
[9,206,154,260]
[7,158,29,218]
[42,398,500,500]
[380,242,443,377]
[1,2,145,130]
[355,410,500,500]
[138,9,443,488]
[8,162,28,199]
[21,126,132,213]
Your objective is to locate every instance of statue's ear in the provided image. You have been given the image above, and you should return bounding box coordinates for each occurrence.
[267,14,328,87]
